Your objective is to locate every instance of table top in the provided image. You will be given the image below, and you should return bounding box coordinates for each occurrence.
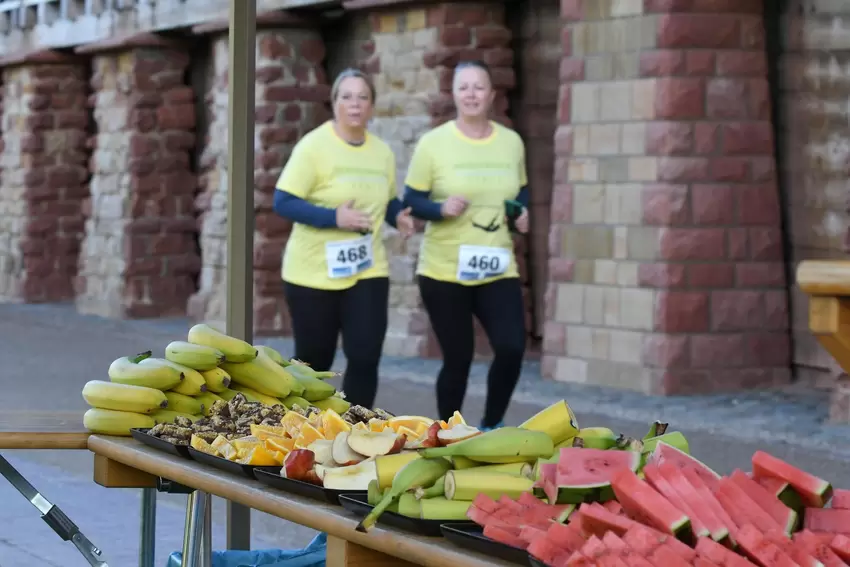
[0,411,89,449]
[88,435,515,567]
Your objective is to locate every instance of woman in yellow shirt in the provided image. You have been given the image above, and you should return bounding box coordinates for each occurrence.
[403,60,530,431]
[273,68,414,409]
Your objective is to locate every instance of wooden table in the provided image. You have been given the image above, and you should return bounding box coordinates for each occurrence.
[88,435,516,567]
[0,411,90,449]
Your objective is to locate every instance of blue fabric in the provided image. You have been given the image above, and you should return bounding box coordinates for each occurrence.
[515,185,529,209]
[479,421,504,433]
[273,190,337,229]
[385,198,404,228]
[166,533,327,567]
[402,186,444,221]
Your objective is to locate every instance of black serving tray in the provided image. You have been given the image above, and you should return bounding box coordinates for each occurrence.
[440,523,532,566]
[337,492,448,537]
[253,467,366,505]
[187,447,259,479]
[130,427,191,459]
[528,557,548,567]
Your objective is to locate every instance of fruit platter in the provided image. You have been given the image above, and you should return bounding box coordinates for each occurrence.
[80,325,850,567]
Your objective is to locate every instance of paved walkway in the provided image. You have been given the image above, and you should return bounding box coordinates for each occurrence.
[0,302,849,566]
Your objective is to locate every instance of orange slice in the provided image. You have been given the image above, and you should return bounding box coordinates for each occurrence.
[369,418,387,432]
[294,422,325,450]
[281,411,309,436]
[308,412,323,431]
[265,436,295,455]
[237,444,281,466]
[387,416,435,432]
[321,409,351,439]
[211,435,238,460]
[190,434,215,455]
[352,421,368,432]
[447,411,466,427]
[250,423,289,439]
[395,426,420,441]
[438,420,450,430]
[232,436,262,452]
[413,422,430,437]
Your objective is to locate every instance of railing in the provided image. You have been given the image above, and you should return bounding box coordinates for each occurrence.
[796,261,850,376]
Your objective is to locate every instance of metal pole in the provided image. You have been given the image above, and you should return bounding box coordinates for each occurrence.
[180,492,197,563]
[199,496,213,567]
[138,487,156,567]
[225,0,256,551]
[183,491,210,567]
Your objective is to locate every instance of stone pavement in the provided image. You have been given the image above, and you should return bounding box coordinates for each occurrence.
[1,303,850,566]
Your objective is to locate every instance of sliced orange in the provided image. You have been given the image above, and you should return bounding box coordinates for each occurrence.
[369,418,387,432]
[281,411,309,436]
[447,411,466,427]
[321,409,351,439]
[294,422,325,449]
[237,444,281,466]
[211,435,238,460]
[251,423,290,439]
[352,421,368,432]
[413,422,430,437]
[395,426,420,441]
[232,436,262,452]
[190,434,215,455]
[308,412,323,431]
[265,436,295,455]
[387,416,435,432]
[438,420,450,430]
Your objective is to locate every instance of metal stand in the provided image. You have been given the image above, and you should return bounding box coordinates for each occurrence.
[139,488,156,567]
[182,491,212,567]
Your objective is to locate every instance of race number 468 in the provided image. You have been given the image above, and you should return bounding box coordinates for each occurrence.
[326,235,374,279]
[337,245,369,264]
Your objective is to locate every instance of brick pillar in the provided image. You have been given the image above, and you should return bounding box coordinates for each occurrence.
[542,1,791,394]
[349,0,518,358]
[188,14,331,336]
[74,34,199,318]
[0,51,89,303]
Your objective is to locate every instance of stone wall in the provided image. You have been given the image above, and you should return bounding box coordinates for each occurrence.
[0,52,89,304]
[775,2,850,420]
[542,0,791,394]
[188,16,330,335]
[75,34,199,318]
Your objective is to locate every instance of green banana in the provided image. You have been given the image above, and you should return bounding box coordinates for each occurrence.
[194,392,225,416]
[286,365,336,401]
[230,384,283,407]
[310,396,351,414]
[397,493,421,518]
[199,368,231,393]
[217,388,238,401]
[419,427,554,464]
[83,408,156,436]
[554,435,577,450]
[108,351,184,390]
[574,427,618,450]
[255,345,286,366]
[356,457,452,532]
[220,350,302,398]
[614,434,644,452]
[642,431,689,455]
[164,392,204,415]
[149,409,198,425]
[150,358,207,395]
[414,474,446,500]
[187,324,257,363]
[280,395,314,411]
[643,420,669,440]
[419,498,473,521]
[288,361,339,380]
[367,480,384,506]
[165,341,225,371]
[82,380,168,414]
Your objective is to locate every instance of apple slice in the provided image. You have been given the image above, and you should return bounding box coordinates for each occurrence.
[321,459,378,491]
[346,428,406,458]
[437,424,481,446]
[332,431,367,466]
[307,439,335,466]
[281,449,315,482]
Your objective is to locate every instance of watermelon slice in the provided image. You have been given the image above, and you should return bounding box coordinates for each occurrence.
[646,441,721,491]
[483,523,528,549]
[695,536,758,567]
[555,447,640,503]
[602,531,629,553]
[693,558,722,567]
[579,535,608,560]
[611,469,693,541]
[546,521,586,552]
[716,477,782,533]
[603,500,624,515]
[680,466,739,544]
[472,493,499,514]
[729,469,799,534]
[735,524,798,567]
[535,462,597,505]
[831,488,850,510]
[793,531,848,567]
[466,505,491,526]
[829,534,850,561]
[803,508,850,534]
[621,553,655,567]
[577,502,639,538]
[643,463,711,538]
[649,544,692,567]
[658,462,730,543]
[752,451,833,508]
[763,530,823,567]
[751,473,805,514]
[527,537,568,567]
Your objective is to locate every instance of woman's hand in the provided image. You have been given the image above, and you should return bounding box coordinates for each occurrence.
[440,195,469,218]
[515,207,529,234]
[336,200,372,232]
[396,207,415,238]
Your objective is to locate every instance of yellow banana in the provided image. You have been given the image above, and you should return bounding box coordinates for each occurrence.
[199,368,231,393]
[255,345,285,365]
[287,365,336,401]
[151,358,207,395]
[357,457,451,532]
[82,380,168,414]
[419,427,554,464]
[519,399,580,445]
[444,470,534,501]
[194,392,226,416]
[310,396,351,414]
[289,361,339,379]
[229,384,282,407]
[165,341,224,371]
[149,409,198,425]
[187,324,257,363]
[220,349,301,398]
[108,351,183,390]
[575,427,618,450]
[217,389,238,401]
[83,408,156,436]
[164,392,204,415]
[419,498,472,521]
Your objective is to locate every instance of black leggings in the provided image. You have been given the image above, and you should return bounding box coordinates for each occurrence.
[284,277,389,409]
[417,275,526,428]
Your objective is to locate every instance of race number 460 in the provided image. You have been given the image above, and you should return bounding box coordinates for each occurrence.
[456,245,510,281]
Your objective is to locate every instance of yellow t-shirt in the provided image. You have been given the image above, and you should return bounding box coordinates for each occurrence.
[404,121,527,286]
[275,121,397,291]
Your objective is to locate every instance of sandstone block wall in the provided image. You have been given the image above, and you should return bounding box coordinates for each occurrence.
[188,20,330,336]
[75,36,199,318]
[542,0,791,394]
[0,53,89,303]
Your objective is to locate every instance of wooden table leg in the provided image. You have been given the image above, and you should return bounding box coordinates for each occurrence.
[326,535,418,567]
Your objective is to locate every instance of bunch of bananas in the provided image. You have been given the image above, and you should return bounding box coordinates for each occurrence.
[83,324,349,437]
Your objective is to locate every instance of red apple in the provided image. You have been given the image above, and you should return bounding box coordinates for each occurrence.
[281,449,315,481]
[332,431,367,466]
[437,424,482,446]
[346,429,406,458]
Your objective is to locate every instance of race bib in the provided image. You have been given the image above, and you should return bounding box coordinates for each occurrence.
[325,235,374,279]
[456,245,510,281]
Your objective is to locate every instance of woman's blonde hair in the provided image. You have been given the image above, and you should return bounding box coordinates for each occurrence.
[330,68,376,103]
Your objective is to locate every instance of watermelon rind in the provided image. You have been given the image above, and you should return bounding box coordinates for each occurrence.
[554,448,640,504]
[646,441,720,483]
[752,450,833,509]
